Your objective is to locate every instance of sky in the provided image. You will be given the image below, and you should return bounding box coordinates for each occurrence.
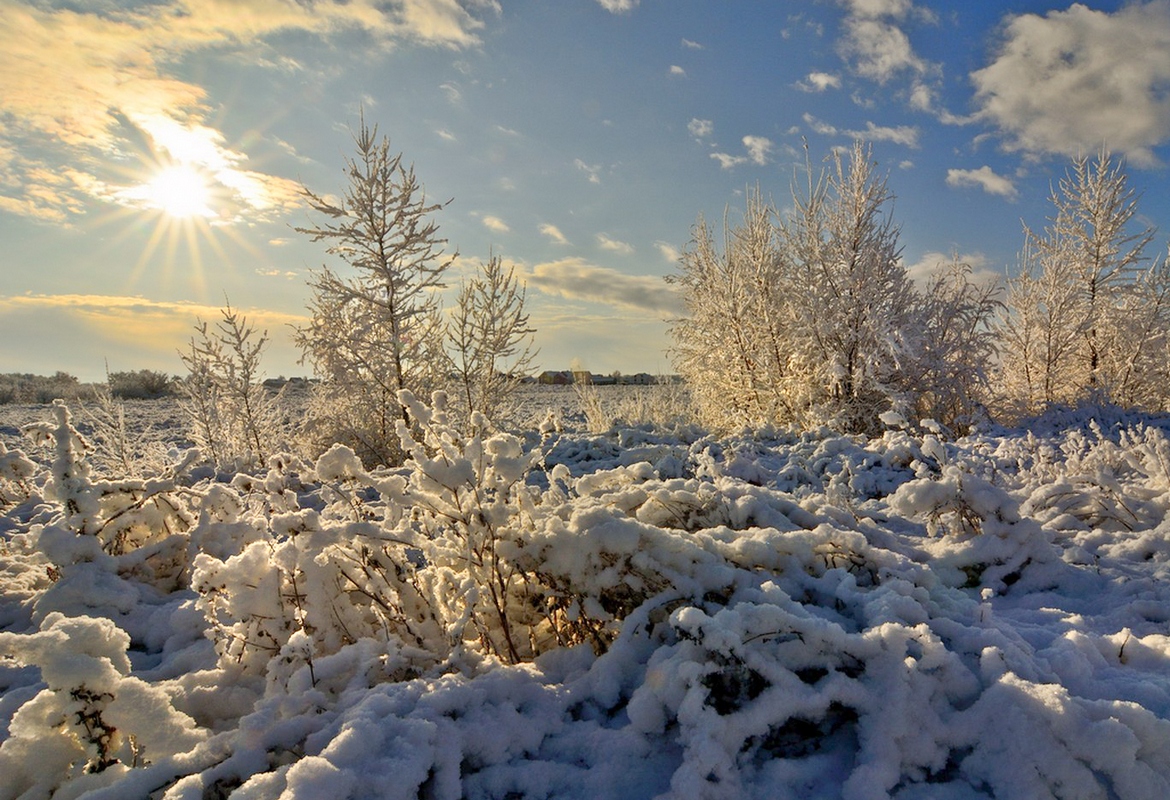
[3,0,1170,382]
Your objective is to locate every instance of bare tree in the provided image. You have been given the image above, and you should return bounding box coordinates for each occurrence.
[445,253,538,424]
[295,113,454,465]
[908,260,1002,430]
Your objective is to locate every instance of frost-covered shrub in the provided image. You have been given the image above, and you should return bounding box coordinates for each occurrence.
[107,369,176,400]
[0,613,205,800]
[24,402,195,549]
[0,439,35,508]
[178,302,287,471]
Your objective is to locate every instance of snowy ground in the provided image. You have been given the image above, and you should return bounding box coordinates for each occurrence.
[3,392,1170,799]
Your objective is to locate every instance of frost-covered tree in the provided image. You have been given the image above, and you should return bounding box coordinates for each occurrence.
[178,302,283,469]
[295,113,454,465]
[908,260,1002,431]
[445,253,538,424]
[997,151,1164,416]
[780,141,918,432]
[669,187,792,428]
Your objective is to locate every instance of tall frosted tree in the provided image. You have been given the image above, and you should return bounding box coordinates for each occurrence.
[780,141,918,432]
[997,151,1166,416]
[295,115,454,465]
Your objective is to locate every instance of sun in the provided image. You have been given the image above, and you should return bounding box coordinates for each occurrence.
[141,164,215,219]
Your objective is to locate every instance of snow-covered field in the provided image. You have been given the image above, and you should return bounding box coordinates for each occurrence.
[3,390,1170,799]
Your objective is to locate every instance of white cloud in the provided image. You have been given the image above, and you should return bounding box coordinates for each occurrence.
[743,136,774,165]
[439,82,463,103]
[482,215,510,233]
[945,166,1018,199]
[597,0,639,13]
[710,152,748,170]
[574,159,602,184]
[0,293,308,380]
[682,38,704,49]
[255,268,298,279]
[540,223,569,245]
[597,233,635,254]
[839,18,926,83]
[655,241,681,263]
[436,129,457,142]
[669,65,687,77]
[972,2,1170,165]
[842,0,914,20]
[902,251,1001,288]
[802,114,918,148]
[851,121,919,148]
[796,72,842,92]
[0,0,496,223]
[525,258,681,315]
[688,118,713,140]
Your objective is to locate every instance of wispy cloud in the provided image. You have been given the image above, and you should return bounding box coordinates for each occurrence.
[575,159,602,184]
[852,121,919,148]
[540,223,570,245]
[710,152,748,170]
[743,136,774,165]
[482,215,510,233]
[597,233,635,254]
[525,259,681,316]
[802,114,919,147]
[682,38,704,49]
[972,2,1170,165]
[655,241,681,263]
[669,65,687,77]
[945,166,1018,199]
[597,0,639,13]
[835,0,936,81]
[709,134,773,170]
[903,251,1001,288]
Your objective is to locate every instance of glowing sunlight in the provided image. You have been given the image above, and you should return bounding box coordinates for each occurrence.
[140,163,214,219]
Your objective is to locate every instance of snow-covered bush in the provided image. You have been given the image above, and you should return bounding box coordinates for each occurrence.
[0,613,205,799]
[8,389,1170,798]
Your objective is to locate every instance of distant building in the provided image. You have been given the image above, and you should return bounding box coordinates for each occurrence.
[538,370,573,385]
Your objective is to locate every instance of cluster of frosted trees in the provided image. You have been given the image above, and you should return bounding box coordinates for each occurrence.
[670,143,1170,433]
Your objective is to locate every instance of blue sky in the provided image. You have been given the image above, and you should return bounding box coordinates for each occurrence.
[3,0,1170,381]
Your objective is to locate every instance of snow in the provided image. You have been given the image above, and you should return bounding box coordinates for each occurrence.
[3,393,1170,798]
